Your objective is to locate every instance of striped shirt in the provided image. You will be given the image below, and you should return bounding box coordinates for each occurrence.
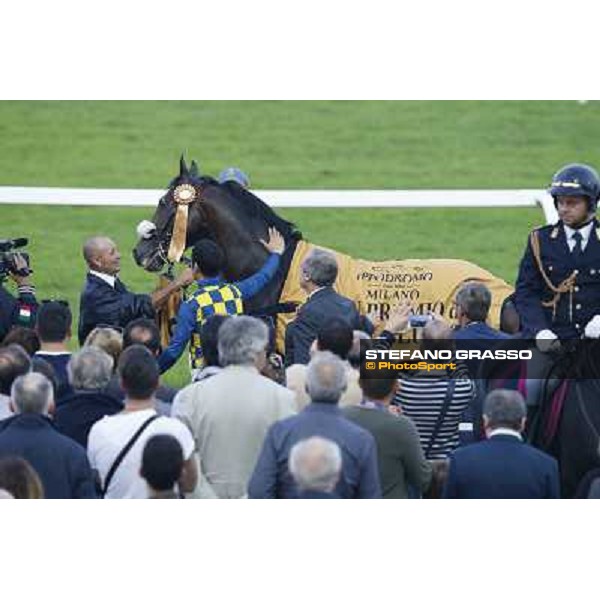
[393,371,475,460]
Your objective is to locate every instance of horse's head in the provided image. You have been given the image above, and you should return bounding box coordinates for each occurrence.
[133,157,302,278]
[133,156,212,272]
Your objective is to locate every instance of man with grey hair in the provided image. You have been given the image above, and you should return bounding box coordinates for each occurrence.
[452,282,511,442]
[443,389,559,499]
[0,372,97,498]
[289,436,342,498]
[78,236,193,344]
[172,316,296,498]
[285,248,363,366]
[54,347,123,448]
[249,351,381,499]
[453,282,510,373]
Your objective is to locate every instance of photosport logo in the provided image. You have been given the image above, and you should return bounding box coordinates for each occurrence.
[359,337,535,379]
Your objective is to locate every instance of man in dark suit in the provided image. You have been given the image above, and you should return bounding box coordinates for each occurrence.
[0,372,97,498]
[443,389,560,499]
[453,282,512,442]
[78,236,193,344]
[285,248,362,366]
[515,163,600,342]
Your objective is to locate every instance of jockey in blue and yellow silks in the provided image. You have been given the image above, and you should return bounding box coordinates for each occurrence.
[157,228,285,374]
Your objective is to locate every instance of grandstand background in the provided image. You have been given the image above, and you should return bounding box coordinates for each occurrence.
[1,100,599,386]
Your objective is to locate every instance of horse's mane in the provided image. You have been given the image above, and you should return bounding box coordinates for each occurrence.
[218,180,303,244]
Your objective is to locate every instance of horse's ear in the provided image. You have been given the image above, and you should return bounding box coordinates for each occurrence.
[179,154,189,178]
[190,160,200,177]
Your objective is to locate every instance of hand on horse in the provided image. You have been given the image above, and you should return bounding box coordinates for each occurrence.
[174,267,196,288]
[260,227,285,255]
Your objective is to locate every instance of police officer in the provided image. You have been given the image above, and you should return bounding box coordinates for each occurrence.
[0,253,37,342]
[515,163,600,343]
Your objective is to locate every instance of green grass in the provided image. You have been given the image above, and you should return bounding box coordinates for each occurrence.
[1,101,599,189]
[0,100,598,386]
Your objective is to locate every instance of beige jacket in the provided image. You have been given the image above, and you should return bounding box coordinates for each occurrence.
[172,365,296,499]
[285,362,362,412]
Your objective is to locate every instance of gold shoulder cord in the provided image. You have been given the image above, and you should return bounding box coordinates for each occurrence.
[529,230,577,323]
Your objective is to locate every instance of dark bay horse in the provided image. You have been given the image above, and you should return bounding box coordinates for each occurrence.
[133,157,302,317]
[479,340,600,497]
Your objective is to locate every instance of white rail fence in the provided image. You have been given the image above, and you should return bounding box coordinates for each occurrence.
[0,187,559,224]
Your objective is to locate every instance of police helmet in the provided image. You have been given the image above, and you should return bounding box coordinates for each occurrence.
[549,163,600,212]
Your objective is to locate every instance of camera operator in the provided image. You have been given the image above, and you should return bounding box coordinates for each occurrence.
[0,252,37,342]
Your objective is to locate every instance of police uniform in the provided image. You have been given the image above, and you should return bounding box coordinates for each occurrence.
[515,164,600,339]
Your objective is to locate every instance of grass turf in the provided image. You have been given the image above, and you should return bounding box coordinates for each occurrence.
[0,100,598,386]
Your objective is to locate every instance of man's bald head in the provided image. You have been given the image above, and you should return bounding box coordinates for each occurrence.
[83,237,121,275]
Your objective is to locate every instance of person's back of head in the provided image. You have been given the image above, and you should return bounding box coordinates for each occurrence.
[317,319,353,360]
[288,436,342,494]
[483,389,527,433]
[84,327,123,370]
[0,344,31,395]
[200,315,230,367]
[218,316,268,368]
[123,318,161,356]
[140,434,184,495]
[36,300,72,344]
[2,327,40,357]
[500,293,521,335]
[31,357,59,398]
[348,330,371,369]
[301,249,338,287]
[192,240,224,278]
[118,345,159,401]
[67,346,113,391]
[218,167,250,189]
[11,372,54,416]
[455,282,492,324]
[305,351,347,404]
[0,456,44,499]
[358,370,397,402]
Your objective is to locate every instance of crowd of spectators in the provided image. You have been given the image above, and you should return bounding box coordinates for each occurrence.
[0,230,594,500]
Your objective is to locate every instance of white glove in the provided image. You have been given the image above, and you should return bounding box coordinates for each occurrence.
[584,315,600,339]
[136,220,157,240]
[536,329,560,353]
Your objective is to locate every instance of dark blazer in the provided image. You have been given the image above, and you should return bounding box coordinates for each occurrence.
[453,322,510,342]
[515,220,600,338]
[443,433,560,499]
[0,413,97,498]
[54,389,123,448]
[284,287,362,366]
[78,273,154,345]
[248,402,381,499]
